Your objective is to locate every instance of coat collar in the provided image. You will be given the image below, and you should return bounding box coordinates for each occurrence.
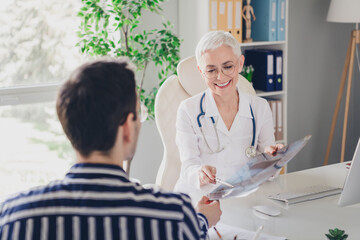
[204,88,220,118]
[237,90,253,119]
[203,88,253,119]
[202,88,253,135]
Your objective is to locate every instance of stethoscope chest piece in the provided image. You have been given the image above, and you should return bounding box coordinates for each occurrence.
[245,146,257,158]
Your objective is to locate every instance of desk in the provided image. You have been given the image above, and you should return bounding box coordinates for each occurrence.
[219,162,360,239]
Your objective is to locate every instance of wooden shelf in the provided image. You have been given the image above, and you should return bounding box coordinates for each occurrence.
[240,41,286,47]
[256,90,285,97]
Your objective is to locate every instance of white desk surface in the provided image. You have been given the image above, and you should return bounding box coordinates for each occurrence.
[219,162,360,239]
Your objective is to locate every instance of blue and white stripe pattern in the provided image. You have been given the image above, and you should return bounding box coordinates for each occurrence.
[0,163,209,240]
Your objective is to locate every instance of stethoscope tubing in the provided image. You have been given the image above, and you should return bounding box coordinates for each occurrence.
[197,92,256,154]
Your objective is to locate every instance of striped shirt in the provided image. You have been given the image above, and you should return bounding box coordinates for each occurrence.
[0,163,208,240]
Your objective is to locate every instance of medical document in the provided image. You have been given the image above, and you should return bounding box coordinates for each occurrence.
[208,223,286,240]
[208,135,311,200]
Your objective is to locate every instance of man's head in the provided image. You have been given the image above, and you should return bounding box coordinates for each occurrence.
[56,58,140,161]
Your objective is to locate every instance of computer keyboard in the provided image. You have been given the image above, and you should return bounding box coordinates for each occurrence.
[268,185,343,204]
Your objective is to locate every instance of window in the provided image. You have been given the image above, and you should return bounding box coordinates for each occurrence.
[0,0,82,198]
[0,0,83,87]
[0,102,73,197]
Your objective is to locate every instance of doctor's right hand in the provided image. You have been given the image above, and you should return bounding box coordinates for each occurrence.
[199,165,217,186]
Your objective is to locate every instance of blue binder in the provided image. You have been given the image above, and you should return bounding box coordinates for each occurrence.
[274,50,283,91]
[277,0,286,41]
[245,49,275,92]
[251,0,277,42]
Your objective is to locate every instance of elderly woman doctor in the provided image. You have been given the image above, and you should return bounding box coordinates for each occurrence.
[173,31,283,201]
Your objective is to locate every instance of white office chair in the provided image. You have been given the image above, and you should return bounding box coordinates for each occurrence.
[154,56,256,191]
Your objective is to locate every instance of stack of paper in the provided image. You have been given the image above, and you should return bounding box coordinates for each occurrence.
[208,223,286,240]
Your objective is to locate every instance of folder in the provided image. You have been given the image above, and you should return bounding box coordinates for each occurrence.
[251,0,277,42]
[244,49,275,92]
[226,0,234,34]
[276,0,286,41]
[274,50,283,91]
[267,99,277,139]
[209,0,218,31]
[217,1,227,31]
[276,99,283,141]
[266,98,285,174]
[232,0,243,42]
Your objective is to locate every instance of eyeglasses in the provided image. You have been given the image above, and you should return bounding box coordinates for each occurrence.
[201,58,239,79]
[139,102,148,123]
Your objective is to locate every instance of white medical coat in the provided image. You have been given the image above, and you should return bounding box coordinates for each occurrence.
[173,88,275,202]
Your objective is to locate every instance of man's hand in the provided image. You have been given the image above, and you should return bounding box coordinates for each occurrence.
[195,196,222,227]
[264,143,285,156]
[199,165,216,186]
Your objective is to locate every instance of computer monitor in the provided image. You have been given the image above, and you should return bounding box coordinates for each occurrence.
[338,137,360,207]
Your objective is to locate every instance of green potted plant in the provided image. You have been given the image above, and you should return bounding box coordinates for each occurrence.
[325,228,348,240]
[240,64,254,83]
[76,0,181,119]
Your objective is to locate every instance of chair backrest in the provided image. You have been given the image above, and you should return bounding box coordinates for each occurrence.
[154,56,256,191]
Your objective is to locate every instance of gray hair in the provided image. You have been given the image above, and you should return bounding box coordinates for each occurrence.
[195,31,242,65]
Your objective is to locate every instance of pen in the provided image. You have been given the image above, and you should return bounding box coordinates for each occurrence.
[251,225,264,240]
[213,226,223,240]
[215,177,234,188]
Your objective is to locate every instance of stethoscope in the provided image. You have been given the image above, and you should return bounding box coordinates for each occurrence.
[196,92,257,158]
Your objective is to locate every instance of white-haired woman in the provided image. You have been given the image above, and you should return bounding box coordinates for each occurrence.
[174,31,283,201]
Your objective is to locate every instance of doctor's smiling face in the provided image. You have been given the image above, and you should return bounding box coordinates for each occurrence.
[199,44,244,98]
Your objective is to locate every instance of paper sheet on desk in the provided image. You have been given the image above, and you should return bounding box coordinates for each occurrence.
[208,135,311,200]
[208,223,286,240]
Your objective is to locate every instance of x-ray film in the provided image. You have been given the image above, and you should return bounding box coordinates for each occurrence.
[208,135,312,200]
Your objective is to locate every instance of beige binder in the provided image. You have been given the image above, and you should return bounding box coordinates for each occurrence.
[276,99,283,141]
[225,0,233,34]
[209,0,218,31]
[232,0,243,42]
[268,100,278,140]
[217,0,227,31]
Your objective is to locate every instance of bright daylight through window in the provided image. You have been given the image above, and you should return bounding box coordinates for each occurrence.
[0,0,83,198]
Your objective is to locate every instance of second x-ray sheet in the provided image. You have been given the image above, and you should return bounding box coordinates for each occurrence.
[208,135,312,200]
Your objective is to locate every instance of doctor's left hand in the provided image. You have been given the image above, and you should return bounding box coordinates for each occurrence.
[199,165,217,186]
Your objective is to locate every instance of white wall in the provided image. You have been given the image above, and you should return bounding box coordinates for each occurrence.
[287,0,360,172]
[130,0,179,184]
[130,0,360,183]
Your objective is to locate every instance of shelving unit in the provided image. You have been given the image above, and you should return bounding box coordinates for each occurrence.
[178,0,288,144]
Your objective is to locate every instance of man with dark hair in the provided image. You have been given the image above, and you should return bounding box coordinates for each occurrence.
[0,59,221,239]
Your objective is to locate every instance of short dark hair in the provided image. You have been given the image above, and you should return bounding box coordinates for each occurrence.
[56,58,137,157]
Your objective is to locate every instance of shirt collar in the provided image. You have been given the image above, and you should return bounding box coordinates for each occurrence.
[203,87,253,119]
[204,88,220,117]
[237,90,253,119]
[65,163,130,182]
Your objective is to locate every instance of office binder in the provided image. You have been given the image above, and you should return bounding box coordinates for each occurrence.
[225,0,233,34]
[276,99,283,141]
[251,0,277,42]
[267,99,277,139]
[274,50,283,91]
[276,0,286,41]
[233,0,243,42]
[209,0,218,31]
[267,98,285,173]
[245,49,275,92]
[217,1,227,31]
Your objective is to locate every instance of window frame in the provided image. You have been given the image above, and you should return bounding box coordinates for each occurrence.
[0,83,61,107]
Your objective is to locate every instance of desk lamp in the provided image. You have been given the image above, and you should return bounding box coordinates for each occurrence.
[324,0,360,165]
